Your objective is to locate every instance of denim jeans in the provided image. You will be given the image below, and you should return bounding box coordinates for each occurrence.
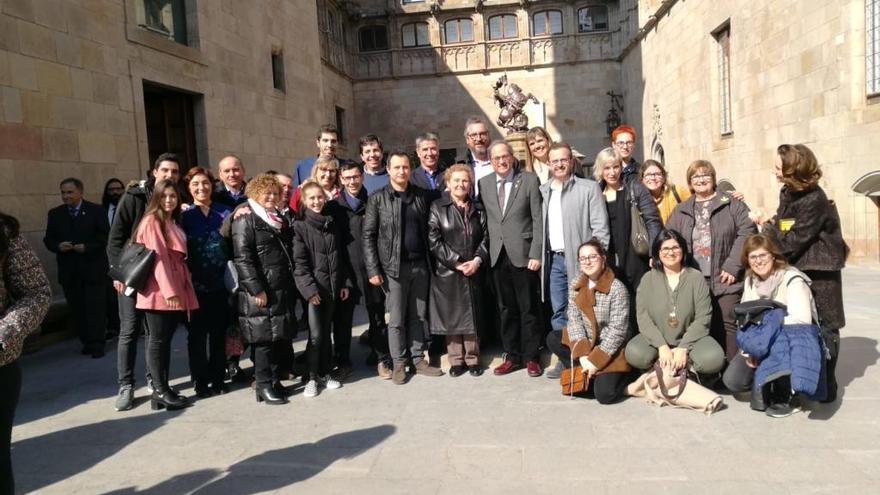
[548,253,569,331]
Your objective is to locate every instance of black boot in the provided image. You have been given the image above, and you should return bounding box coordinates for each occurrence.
[256,384,288,405]
[151,390,192,411]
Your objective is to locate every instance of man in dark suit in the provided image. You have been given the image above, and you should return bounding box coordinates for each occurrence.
[212,155,248,209]
[409,132,446,201]
[44,178,110,358]
[478,141,545,377]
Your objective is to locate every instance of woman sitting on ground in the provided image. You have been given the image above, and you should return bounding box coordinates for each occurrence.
[545,239,631,404]
[625,229,725,378]
[722,233,819,417]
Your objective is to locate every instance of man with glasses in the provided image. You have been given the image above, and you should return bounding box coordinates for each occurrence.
[461,117,496,191]
[611,125,639,186]
[334,162,391,379]
[540,143,610,343]
[479,141,545,377]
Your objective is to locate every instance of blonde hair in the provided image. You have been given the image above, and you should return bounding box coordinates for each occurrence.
[244,173,281,198]
[443,164,474,187]
[310,156,341,189]
[592,147,621,182]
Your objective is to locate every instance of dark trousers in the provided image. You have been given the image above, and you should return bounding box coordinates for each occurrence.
[493,249,542,363]
[106,280,119,335]
[545,330,629,404]
[116,292,147,387]
[367,300,390,361]
[187,291,228,389]
[144,310,181,393]
[710,291,740,361]
[332,296,354,367]
[385,259,430,366]
[0,361,21,495]
[253,341,286,386]
[62,280,106,351]
[308,298,335,379]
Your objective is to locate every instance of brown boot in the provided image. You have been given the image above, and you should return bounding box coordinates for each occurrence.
[391,363,407,385]
[414,359,444,377]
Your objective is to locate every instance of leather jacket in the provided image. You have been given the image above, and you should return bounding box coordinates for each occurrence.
[363,184,431,279]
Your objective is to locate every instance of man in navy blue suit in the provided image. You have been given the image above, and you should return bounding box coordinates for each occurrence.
[44,178,110,358]
[408,132,446,201]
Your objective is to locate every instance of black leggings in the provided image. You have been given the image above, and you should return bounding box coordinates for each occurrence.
[307,299,335,379]
[0,360,22,495]
[546,330,630,404]
[144,310,182,394]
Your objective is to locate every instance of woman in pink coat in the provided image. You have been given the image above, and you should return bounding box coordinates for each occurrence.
[135,179,198,411]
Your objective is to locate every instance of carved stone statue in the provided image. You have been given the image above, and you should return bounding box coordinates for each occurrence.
[493,75,538,133]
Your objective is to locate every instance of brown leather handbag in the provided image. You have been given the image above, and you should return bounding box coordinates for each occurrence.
[559,339,592,397]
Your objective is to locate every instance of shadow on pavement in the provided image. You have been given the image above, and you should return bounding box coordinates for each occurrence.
[13,410,182,493]
[99,424,397,494]
[809,336,879,420]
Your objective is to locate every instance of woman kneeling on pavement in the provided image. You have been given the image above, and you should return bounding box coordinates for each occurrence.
[625,229,725,379]
[546,239,632,403]
[232,173,296,405]
[722,234,822,418]
[427,164,489,377]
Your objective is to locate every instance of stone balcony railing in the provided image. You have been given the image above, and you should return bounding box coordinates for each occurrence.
[324,31,616,80]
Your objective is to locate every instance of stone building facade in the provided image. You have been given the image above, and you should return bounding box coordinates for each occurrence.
[620,0,880,260]
[0,0,343,290]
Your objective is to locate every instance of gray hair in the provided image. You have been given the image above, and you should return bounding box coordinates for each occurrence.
[463,116,488,137]
[415,132,440,149]
[488,140,514,158]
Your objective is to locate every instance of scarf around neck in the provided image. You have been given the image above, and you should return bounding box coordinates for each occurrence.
[247,198,283,230]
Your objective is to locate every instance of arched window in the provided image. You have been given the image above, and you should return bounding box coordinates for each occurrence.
[401,22,430,48]
[533,10,563,36]
[359,25,389,52]
[577,6,609,33]
[488,14,518,40]
[443,18,474,44]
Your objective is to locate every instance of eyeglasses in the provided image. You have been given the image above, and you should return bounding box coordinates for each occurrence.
[643,172,664,179]
[748,252,773,262]
[690,174,712,182]
[491,154,512,163]
[614,141,635,147]
[578,254,602,263]
[549,158,571,166]
[467,131,489,139]
[659,246,682,254]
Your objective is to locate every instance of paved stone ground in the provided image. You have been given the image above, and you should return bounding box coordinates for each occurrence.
[10,265,880,494]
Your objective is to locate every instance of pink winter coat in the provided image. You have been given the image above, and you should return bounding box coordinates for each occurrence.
[134,215,199,314]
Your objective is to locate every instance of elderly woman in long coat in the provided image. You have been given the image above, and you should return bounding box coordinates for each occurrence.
[427,165,490,378]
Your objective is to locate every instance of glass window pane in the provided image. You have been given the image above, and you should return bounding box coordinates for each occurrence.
[534,13,547,36]
[579,7,608,32]
[416,22,429,45]
[446,20,459,43]
[489,17,501,40]
[550,11,563,34]
[403,24,415,47]
[460,20,473,42]
[504,15,517,38]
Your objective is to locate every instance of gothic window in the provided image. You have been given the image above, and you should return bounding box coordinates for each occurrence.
[577,6,609,33]
[444,18,474,44]
[402,22,430,48]
[488,14,518,40]
[714,25,733,135]
[533,10,563,36]
[359,26,389,52]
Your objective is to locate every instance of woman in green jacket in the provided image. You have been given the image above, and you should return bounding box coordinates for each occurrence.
[625,229,724,376]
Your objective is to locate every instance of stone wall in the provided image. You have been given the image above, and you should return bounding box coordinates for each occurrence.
[620,0,880,260]
[352,61,620,160]
[0,0,328,289]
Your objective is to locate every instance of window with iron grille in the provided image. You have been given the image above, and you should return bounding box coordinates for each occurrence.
[533,10,563,36]
[868,0,880,96]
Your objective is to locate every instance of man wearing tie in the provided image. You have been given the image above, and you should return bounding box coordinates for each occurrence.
[479,141,545,377]
[44,178,110,358]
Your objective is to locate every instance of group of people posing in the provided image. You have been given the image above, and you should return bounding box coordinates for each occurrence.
[27,119,850,420]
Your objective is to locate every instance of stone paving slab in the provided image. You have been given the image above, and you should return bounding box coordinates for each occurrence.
[10,265,880,494]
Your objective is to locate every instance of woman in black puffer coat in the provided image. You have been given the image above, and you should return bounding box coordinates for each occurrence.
[764,144,848,403]
[232,174,295,405]
[293,181,352,398]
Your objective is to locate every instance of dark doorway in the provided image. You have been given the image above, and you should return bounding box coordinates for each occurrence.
[143,82,200,173]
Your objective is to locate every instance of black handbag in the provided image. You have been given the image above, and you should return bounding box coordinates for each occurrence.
[108,241,156,291]
[630,200,649,257]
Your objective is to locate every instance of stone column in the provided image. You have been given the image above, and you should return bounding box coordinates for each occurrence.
[506,131,530,171]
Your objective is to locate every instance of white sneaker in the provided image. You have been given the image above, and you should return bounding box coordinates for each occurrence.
[323,375,342,390]
[303,379,319,398]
